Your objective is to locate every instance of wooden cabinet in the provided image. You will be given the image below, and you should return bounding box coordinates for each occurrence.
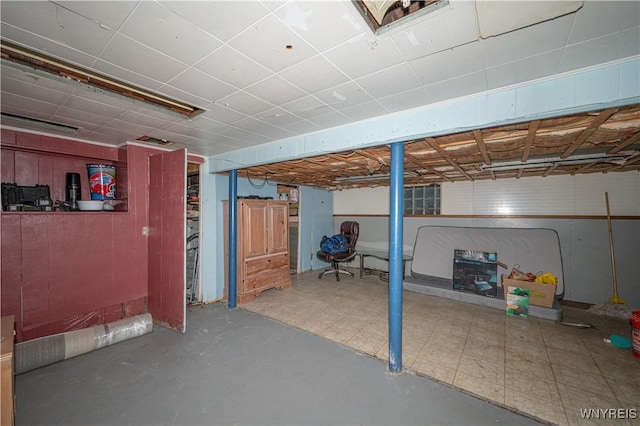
[1,315,15,426]
[224,199,291,303]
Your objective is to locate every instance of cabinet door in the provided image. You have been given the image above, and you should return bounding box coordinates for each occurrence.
[242,201,268,257]
[269,203,289,254]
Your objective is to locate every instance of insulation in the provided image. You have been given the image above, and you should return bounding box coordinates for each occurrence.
[15,313,153,374]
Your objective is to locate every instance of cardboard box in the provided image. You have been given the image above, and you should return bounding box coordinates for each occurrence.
[452,249,498,298]
[501,275,556,308]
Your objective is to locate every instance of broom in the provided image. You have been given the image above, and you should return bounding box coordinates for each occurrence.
[587,192,632,320]
[605,192,625,305]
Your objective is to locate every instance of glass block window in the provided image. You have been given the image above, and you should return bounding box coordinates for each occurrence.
[404,184,440,215]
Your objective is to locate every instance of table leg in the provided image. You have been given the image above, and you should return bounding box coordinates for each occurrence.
[359,254,364,278]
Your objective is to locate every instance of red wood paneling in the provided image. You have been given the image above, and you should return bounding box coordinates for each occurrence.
[1,149,15,182]
[1,129,17,145]
[1,129,185,342]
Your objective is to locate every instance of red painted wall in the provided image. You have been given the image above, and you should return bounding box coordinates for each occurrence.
[0,129,166,341]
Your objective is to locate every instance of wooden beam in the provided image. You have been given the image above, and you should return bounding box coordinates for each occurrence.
[405,153,453,182]
[425,137,474,181]
[607,132,640,154]
[571,162,595,175]
[472,130,491,165]
[522,120,540,162]
[516,168,524,179]
[542,164,558,177]
[560,108,618,158]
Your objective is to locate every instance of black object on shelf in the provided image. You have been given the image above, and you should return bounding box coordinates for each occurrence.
[65,172,81,211]
[1,183,53,211]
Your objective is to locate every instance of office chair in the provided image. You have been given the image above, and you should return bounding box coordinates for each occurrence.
[317,221,359,281]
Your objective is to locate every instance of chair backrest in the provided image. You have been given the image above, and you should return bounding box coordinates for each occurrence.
[340,221,359,252]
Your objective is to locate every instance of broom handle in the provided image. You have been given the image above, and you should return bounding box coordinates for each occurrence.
[605,192,619,297]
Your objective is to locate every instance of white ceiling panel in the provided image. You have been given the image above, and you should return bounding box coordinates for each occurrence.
[323,35,405,79]
[274,1,366,53]
[90,59,165,93]
[56,1,138,32]
[0,1,114,57]
[315,81,376,111]
[98,34,187,83]
[119,1,222,66]
[558,27,640,74]
[355,63,423,99]
[218,91,274,116]
[377,86,431,113]
[1,1,637,158]
[245,74,307,106]
[0,24,98,68]
[161,1,271,42]
[485,50,563,90]
[341,100,389,121]
[278,55,350,94]
[410,41,485,85]
[165,68,236,105]
[425,71,487,103]
[194,45,272,89]
[568,0,640,44]
[280,96,334,119]
[480,14,574,68]
[227,14,317,73]
[390,1,479,61]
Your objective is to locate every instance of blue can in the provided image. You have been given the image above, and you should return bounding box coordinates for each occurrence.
[86,164,116,200]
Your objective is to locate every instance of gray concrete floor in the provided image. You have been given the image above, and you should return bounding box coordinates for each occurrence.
[16,302,542,426]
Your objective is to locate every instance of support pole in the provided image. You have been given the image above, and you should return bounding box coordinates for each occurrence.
[228,169,238,309]
[388,142,404,373]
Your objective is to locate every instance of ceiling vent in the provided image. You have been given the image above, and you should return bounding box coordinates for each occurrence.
[136,136,175,146]
[354,0,448,33]
[1,39,204,118]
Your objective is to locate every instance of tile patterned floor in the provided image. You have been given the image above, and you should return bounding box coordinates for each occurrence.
[241,270,640,426]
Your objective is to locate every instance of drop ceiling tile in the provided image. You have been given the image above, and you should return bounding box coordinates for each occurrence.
[323,35,405,79]
[257,107,304,126]
[355,63,422,99]
[410,41,484,85]
[315,81,375,111]
[481,14,573,68]
[486,50,563,90]
[217,91,274,116]
[62,95,125,119]
[177,115,227,132]
[279,55,350,94]
[157,122,222,141]
[92,59,165,92]
[117,110,171,130]
[56,1,138,31]
[211,125,266,144]
[569,0,640,44]
[195,45,272,89]
[119,2,222,66]
[165,68,237,104]
[558,28,640,74]
[161,1,271,42]
[308,110,352,128]
[155,85,213,110]
[261,1,288,12]
[55,105,119,128]
[70,85,141,111]
[0,93,61,117]
[98,34,187,84]
[0,1,113,57]
[101,118,156,136]
[245,75,307,106]
[1,71,71,106]
[425,71,487,103]
[278,119,322,135]
[274,1,366,53]
[227,14,317,73]
[281,96,334,119]
[341,100,389,121]
[377,87,432,113]
[390,1,479,61]
[232,117,296,140]
[0,24,98,68]
[199,104,247,125]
